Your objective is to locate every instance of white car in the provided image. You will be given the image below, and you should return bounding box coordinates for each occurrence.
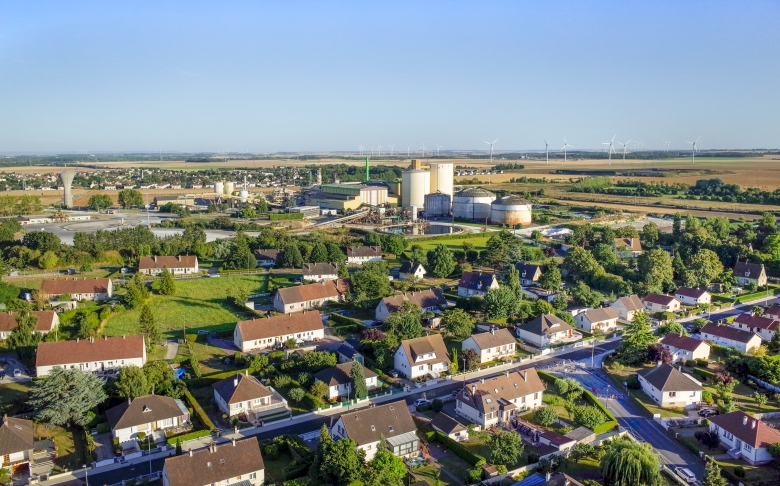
[413,399,430,407]
[674,467,696,484]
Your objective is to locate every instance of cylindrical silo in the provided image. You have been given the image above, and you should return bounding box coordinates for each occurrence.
[452,187,496,221]
[401,169,430,208]
[225,182,235,195]
[428,162,454,197]
[214,182,224,194]
[424,191,451,217]
[239,190,249,203]
[490,195,533,226]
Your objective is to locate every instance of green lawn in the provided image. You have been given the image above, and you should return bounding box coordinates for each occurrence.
[35,424,88,473]
[404,234,494,254]
[412,464,460,486]
[0,381,31,415]
[177,341,232,374]
[703,382,780,415]
[262,451,298,484]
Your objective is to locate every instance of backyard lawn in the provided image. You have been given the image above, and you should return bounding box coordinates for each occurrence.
[35,424,87,473]
[0,380,31,415]
[602,364,688,419]
[405,234,494,254]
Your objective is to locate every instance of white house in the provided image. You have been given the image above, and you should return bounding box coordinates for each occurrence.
[700,323,762,354]
[457,272,500,297]
[234,311,324,351]
[254,249,283,267]
[637,363,703,409]
[0,417,33,474]
[313,362,378,400]
[516,314,579,348]
[709,411,780,465]
[641,294,681,313]
[574,308,619,333]
[659,333,711,363]
[35,335,146,377]
[106,395,189,444]
[733,313,778,342]
[331,400,418,461]
[39,277,113,301]
[515,263,543,286]
[673,288,712,306]
[162,438,265,486]
[375,289,448,321]
[273,279,351,313]
[455,369,545,429]
[0,311,59,339]
[399,261,426,281]
[461,328,516,363]
[764,304,780,321]
[301,262,339,282]
[346,246,383,265]
[733,262,767,287]
[613,237,643,258]
[394,334,451,379]
[610,295,645,322]
[138,255,198,275]
[212,372,289,419]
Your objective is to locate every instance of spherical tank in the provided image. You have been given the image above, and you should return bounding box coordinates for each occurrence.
[239,190,249,203]
[214,182,224,194]
[225,182,235,195]
[428,162,454,197]
[401,169,430,208]
[452,187,496,220]
[490,195,533,226]
[424,191,451,216]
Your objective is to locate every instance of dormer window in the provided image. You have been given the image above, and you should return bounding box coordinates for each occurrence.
[388,426,394,432]
[371,425,376,431]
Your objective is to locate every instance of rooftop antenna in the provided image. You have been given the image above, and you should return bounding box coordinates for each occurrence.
[543,139,549,165]
[618,139,631,163]
[561,138,573,162]
[434,143,443,157]
[685,137,701,164]
[602,134,616,166]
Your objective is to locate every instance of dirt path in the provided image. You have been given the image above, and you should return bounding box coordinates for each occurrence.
[165,342,178,359]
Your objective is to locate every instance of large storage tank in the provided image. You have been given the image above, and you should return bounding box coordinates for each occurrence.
[239,190,249,203]
[214,182,224,194]
[424,191,451,216]
[428,162,454,197]
[490,195,533,226]
[225,182,235,195]
[452,187,496,220]
[401,169,430,208]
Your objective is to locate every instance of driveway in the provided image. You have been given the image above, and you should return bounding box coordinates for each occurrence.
[164,342,178,360]
[208,337,239,354]
[93,433,115,462]
[0,355,32,383]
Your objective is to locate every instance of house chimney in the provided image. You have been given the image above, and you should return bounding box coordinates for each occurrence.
[523,371,527,382]
[471,385,476,394]
[127,398,131,405]
[232,438,236,446]
[480,378,484,384]
[491,327,495,335]
[751,420,757,430]
[743,416,748,425]
[188,449,193,456]
[546,472,551,481]
[234,377,238,387]
[76,338,79,343]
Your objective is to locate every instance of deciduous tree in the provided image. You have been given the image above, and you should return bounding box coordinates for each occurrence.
[116,365,150,399]
[118,189,144,208]
[440,308,475,340]
[487,430,524,466]
[427,244,456,278]
[600,439,662,486]
[482,286,518,320]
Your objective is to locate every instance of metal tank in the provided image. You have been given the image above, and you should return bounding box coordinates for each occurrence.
[214,182,224,194]
[424,191,451,216]
[59,171,76,209]
[428,162,454,197]
[452,187,496,221]
[239,190,249,203]
[225,182,235,195]
[490,195,533,226]
[401,169,430,208]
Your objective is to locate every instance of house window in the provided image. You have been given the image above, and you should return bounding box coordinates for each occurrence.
[744,444,753,452]
[669,392,677,398]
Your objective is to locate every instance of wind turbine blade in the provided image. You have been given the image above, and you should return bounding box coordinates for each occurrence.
[612,134,616,142]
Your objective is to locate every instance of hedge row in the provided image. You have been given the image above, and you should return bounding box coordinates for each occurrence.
[269,213,304,221]
[693,367,717,383]
[430,430,486,466]
[186,369,254,389]
[166,429,212,445]
[183,388,216,431]
[537,370,617,434]
[329,313,365,328]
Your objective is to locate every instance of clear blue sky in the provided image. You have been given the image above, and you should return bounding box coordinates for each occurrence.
[1,1,778,153]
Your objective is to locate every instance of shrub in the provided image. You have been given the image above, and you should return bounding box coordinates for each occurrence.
[431,399,443,412]
[685,359,697,368]
[527,452,539,464]
[626,375,640,389]
[96,422,110,434]
[262,443,280,460]
[695,358,708,367]
[467,468,482,484]
[136,432,147,440]
[274,375,293,388]
[702,390,714,405]
[288,388,306,402]
[166,429,212,445]
[734,466,745,478]
[183,388,215,431]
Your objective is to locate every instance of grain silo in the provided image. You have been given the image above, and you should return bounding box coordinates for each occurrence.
[214,182,224,195]
[428,162,454,197]
[452,187,496,221]
[401,169,430,208]
[225,182,235,195]
[490,195,532,226]
[424,191,451,216]
[239,190,249,203]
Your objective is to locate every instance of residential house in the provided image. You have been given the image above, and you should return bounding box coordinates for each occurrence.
[733,262,767,287]
[234,311,324,351]
[331,400,418,461]
[538,431,577,454]
[212,372,289,419]
[461,328,517,363]
[613,237,643,258]
[375,289,448,321]
[708,411,780,465]
[457,272,500,297]
[347,246,383,265]
[521,287,559,303]
[700,323,762,354]
[35,335,146,377]
[0,311,59,339]
[254,249,283,267]
[574,308,619,333]
[673,288,712,306]
[515,263,543,286]
[659,333,711,363]
[301,262,339,282]
[765,304,780,320]
[138,255,198,275]
[161,438,265,486]
[399,261,426,281]
[273,278,351,313]
[106,395,189,444]
[39,277,113,301]
[637,363,703,409]
[314,362,378,400]
[394,334,451,379]
[336,343,364,365]
[455,369,545,428]
[0,417,33,473]
[516,314,579,348]
[610,295,645,322]
[641,294,681,313]
[430,413,468,442]
[734,313,779,342]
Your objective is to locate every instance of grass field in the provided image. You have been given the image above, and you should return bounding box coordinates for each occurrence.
[404,234,494,254]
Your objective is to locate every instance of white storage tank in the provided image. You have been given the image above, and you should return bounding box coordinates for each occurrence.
[428,162,454,197]
[424,191,451,216]
[225,182,235,195]
[452,187,496,221]
[401,169,430,208]
[239,190,249,203]
[214,182,224,195]
[490,195,533,226]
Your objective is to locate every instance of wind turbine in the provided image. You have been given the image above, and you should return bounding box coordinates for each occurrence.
[407,146,411,157]
[377,145,382,156]
[371,146,374,156]
[484,139,497,165]
[663,141,671,151]
[617,139,631,163]
[561,138,573,162]
[420,144,426,158]
[544,140,549,165]
[389,144,395,156]
[602,135,616,166]
[358,145,364,156]
[686,137,701,164]
[434,143,443,157]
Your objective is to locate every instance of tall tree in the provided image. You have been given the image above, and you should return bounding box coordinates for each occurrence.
[350,361,368,400]
[641,222,660,248]
[280,243,303,268]
[427,244,456,278]
[637,249,674,293]
[440,308,475,340]
[538,265,562,292]
[506,265,522,300]
[124,272,149,309]
[685,249,724,288]
[487,430,524,466]
[87,194,113,212]
[310,242,329,263]
[600,439,662,486]
[309,424,365,485]
[326,242,346,264]
[483,287,518,320]
[385,301,423,340]
[673,213,683,239]
[29,368,107,427]
[158,267,176,295]
[116,365,150,399]
[616,311,656,365]
[117,189,144,208]
[139,304,161,346]
[351,261,393,301]
[701,460,727,486]
[6,311,41,359]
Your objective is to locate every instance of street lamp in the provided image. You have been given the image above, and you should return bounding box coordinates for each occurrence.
[83,464,89,486]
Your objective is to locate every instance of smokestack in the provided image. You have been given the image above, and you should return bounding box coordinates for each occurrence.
[365,157,370,182]
[60,171,76,209]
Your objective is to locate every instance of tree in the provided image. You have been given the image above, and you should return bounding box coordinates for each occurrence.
[701,459,727,486]
[569,443,595,463]
[534,406,558,427]
[310,242,329,263]
[427,244,456,278]
[288,388,306,402]
[118,189,144,208]
[673,213,683,238]
[441,308,475,340]
[38,251,59,269]
[363,436,406,486]
[158,267,176,295]
[460,348,480,371]
[29,367,107,427]
[641,222,660,248]
[506,265,522,300]
[538,265,562,292]
[310,424,365,485]
[656,321,688,337]
[647,343,673,364]
[486,430,523,466]
[685,249,724,288]
[280,243,304,268]
[616,311,656,365]
[310,380,329,400]
[23,231,61,252]
[351,261,393,301]
[563,246,603,278]
[573,405,607,429]
[227,282,250,307]
[637,250,674,293]
[124,272,149,309]
[571,281,601,308]
[755,393,768,410]
[87,194,113,212]
[143,361,177,396]
[383,234,406,258]
[6,311,42,359]
[139,305,161,346]
[536,455,562,475]
[176,438,183,456]
[768,442,780,459]
[384,301,423,340]
[116,365,150,399]
[351,361,368,400]
[600,439,662,486]
[484,234,509,268]
[483,286,518,320]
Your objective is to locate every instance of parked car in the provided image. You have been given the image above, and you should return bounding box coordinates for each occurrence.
[197,330,210,335]
[413,399,431,407]
[371,320,383,327]
[698,408,719,417]
[12,369,21,377]
[674,467,697,484]
[387,369,400,378]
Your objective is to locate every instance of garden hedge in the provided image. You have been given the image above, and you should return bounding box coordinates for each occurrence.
[328,313,364,327]
[537,370,617,434]
[430,430,486,466]
[693,367,717,383]
[166,429,212,445]
[183,388,216,431]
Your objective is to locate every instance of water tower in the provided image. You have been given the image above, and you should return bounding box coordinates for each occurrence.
[60,171,76,208]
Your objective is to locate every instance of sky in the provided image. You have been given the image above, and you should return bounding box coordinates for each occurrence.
[1,1,778,153]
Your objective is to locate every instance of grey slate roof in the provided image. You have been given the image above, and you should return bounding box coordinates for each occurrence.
[0,417,33,456]
[314,362,377,387]
[637,364,702,392]
[106,395,188,431]
[517,314,574,337]
[339,400,416,446]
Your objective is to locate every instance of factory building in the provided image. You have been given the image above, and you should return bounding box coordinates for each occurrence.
[307,183,397,212]
[424,191,451,217]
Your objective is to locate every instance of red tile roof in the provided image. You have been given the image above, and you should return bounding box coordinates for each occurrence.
[0,311,57,333]
[660,333,709,353]
[236,311,324,342]
[700,323,760,344]
[39,278,111,295]
[138,255,197,270]
[36,335,145,367]
[276,279,350,306]
[734,313,779,331]
[710,411,780,449]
